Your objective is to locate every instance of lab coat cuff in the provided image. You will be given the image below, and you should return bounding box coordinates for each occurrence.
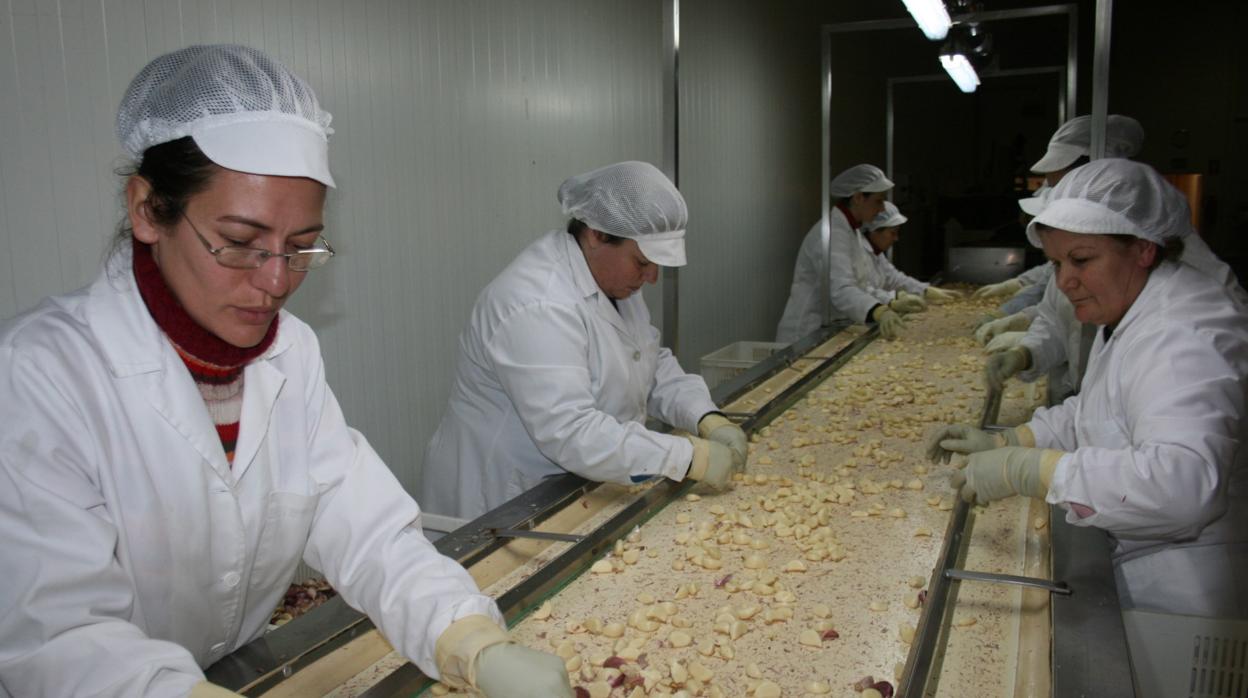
[1043,451,1079,505]
[434,614,512,690]
[664,435,696,481]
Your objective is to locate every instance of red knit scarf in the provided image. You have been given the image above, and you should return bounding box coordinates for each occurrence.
[132,238,278,465]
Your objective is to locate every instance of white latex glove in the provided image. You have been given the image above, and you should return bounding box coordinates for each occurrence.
[871,305,906,340]
[685,436,734,490]
[972,278,1023,299]
[476,644,574,698]
[984,331,1027,355]
[974,312,1032,345]
[699,413,747,474]
[926,425,1005,464]
[950,447,1064,504]
[924,286,965,304]
[889,291,928,314]
[985,346,1031,391]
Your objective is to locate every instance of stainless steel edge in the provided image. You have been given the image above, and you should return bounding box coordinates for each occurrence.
[1051,508,1137,696]
[899,496,973,697]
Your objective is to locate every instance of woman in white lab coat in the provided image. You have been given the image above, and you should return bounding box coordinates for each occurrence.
[929,159,1248,618]
[855,201,933,309]
[421,161,747,520]
[977,115,1147,397]
[0,45,568,698]
[775,164,960,344]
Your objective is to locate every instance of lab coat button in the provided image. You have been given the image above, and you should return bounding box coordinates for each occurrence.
[211,642,226,654]
[633,351,641,361]
[222,572,241,588]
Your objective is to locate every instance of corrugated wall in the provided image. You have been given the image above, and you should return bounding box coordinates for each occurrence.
[675,0,824,368]
[0,0,667,496]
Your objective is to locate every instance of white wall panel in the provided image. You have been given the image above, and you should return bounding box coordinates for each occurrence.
[676,0,824,369]
[1,0,665,496]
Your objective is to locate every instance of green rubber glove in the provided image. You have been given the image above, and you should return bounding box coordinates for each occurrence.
[984,330,1027,355]
[926,424,1037,464]
[972,278,1023,299]
[889,291,928,314]
[699,413,748,474]
[974,312,1032,345]
[950,447,1064,504]
[871,305,906,340]
[984,346,1031,391]
[476,644,574,698]
[924,286,965,304]
[685,436,734,490]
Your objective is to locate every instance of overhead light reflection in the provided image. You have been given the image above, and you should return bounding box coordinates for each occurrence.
[900,0,952,41]
[939,53,980,93]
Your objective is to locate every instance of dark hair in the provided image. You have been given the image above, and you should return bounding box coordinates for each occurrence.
[113,137,218,251]
[1108,233,1184,270]
[566,218,624,245]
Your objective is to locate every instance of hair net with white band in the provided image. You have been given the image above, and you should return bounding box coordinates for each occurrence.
[829,164,894,198]
[1030,114,1145,174]
[863,201,907,232]
[1026,159,1193,247]
[117,44,336,187]
[558,161,688,267]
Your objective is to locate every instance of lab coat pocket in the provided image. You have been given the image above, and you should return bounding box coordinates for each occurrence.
[251,491,320,593]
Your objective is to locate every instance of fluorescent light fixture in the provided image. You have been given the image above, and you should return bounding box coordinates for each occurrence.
[901,0,952,41]
[940,53,980,93]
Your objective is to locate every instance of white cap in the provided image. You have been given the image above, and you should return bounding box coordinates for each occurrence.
[863,201,907,232]
[117,44,335,187]
[1026,159,1193,247]
[1018,183,1052,217]
[1030,115,1146,174]
[829,164,894,198]
[559,161,688,267]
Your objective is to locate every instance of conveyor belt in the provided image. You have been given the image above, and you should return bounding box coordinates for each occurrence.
[210,299,1134,697]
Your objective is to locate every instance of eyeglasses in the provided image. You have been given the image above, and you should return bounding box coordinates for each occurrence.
[182,213,335,271]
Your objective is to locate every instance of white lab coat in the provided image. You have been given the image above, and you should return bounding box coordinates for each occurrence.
[1017,274,1084,398]
[1028,260,1248,617]
[856,232,927,299]
[420,231,717,520]
[0,251,501,697]
[1016,261,1053,289]
[1018,235,1245,399]
[775,208,890,343]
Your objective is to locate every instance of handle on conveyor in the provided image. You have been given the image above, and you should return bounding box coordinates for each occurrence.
[979,385,1003,429]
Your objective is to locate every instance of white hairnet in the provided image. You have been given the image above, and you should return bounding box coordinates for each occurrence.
[117,44,335,187]
[558,161,688,267]
[829,164,894,198]
[1030,115,1145,174]
[863,201,907,232]
[1026,159,1193,247]
[1018,183,1052,217]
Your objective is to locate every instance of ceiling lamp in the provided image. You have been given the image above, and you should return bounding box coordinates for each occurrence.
[900,0,952,41]
[939,52,980,93]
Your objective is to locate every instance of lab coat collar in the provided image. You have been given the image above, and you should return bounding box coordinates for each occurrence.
[557,231,631,336]
[1102,261,1177,342]
[835,202,860,231]
[86,250,292,482]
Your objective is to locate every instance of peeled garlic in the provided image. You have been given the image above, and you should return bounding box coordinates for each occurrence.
[532,601,552,620]
[590,560,613,574]
[799,628,822,647]
[669,630,692,647]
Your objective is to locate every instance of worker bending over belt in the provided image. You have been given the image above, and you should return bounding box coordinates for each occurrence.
[422,161,747,520]
[929,159,1248,619]
[775,164,960,344]
[0,45,569,698]
[976,114,1146,400]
